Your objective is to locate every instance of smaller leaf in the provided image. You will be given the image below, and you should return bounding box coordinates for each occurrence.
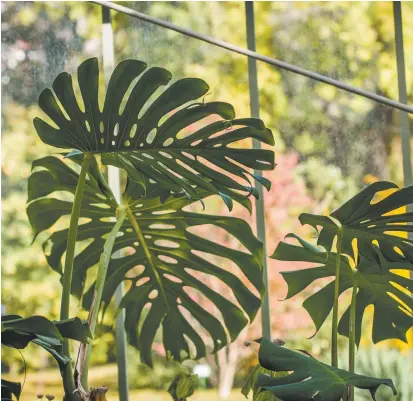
[242,365,283,401]
[54,317,92,343]
[1,315,87,373]
[1,380,22,401]
[2,316,63,345]
[256,338,397,401]
[168,373,201,401]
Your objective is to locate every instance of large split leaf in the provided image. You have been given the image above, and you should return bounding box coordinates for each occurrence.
[1,315,90,371]
[255,338,396,401]
[299,182,413,262]
[272,235,413,344]
[27,155,265,366]
[33,57,275,208]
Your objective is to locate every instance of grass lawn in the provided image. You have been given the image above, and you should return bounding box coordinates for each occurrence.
[3,364,246,401]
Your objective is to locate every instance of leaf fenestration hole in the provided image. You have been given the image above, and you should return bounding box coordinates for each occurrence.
[53,94,71,121]
[130,124,137,138]
[387,291,412,313]
[112,246,136,258]
[149,224,176,230]
[393,246,404,256]
[100,121,104,133]
[152,209,176,215]
[146,128,157,144]
[125,264,145,278]
[100,216,117,223]
[155,240,180,249]
[113,123,119,137]
[85,120,91,132]
[158,255,178,264]
[164,274,183,283]
[176,158,199,175]
[149,289,158,299]
[181,152,196,160]
[135,277,150,287]
[159,151,173,159]
[125,140,131,146]
[163,138,174,147]
[118,75,141,115]
[89,202,111,209]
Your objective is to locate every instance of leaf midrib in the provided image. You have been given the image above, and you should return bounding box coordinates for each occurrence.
[125,206,169,312]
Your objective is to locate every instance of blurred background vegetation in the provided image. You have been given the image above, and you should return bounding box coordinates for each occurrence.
[1,1,413,400]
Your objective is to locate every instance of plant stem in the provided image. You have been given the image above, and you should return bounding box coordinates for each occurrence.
[77,206,127,390]
[348,277,358,401]
[331,228,343,368]
[60,152,92,395]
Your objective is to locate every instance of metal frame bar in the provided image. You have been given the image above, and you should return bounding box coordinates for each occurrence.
[393,2,413,286]
[393,2,413,187]
[101,7,129,401]
[245,2,271,340]
[92,0,413,115]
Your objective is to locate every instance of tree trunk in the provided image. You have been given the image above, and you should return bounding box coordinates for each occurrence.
[217,343,239,399]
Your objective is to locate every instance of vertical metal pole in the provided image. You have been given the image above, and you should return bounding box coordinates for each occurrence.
[245,1,271,340]
[393,2,413,188]
[101,7,130,401]
[394,2,413,294]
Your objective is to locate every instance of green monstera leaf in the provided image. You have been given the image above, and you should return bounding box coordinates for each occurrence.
[27,155,265,366]
[1,315,91,369]
[299,182,413,262]
[33,57,275,208]
[271,234,413,345]
[255,338,396,401]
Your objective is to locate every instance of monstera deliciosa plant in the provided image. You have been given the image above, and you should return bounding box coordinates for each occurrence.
[2,57,274,401]
[244,182,413,401]
[2,56,411,401]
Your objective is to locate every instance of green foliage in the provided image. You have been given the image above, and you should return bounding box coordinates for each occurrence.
[1,315,90,396]
[27,154,265,367]
[295,157,358,211]
[3,2,412,399]
[1,379,22,401]
[34,57,274,209]
[241,364,283,401]
[254,338,396,401]
[2,315,91,346]
[272,234,413,345]
[299,182,413,263]
[24,54,273,398]
[168,372,204,401]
